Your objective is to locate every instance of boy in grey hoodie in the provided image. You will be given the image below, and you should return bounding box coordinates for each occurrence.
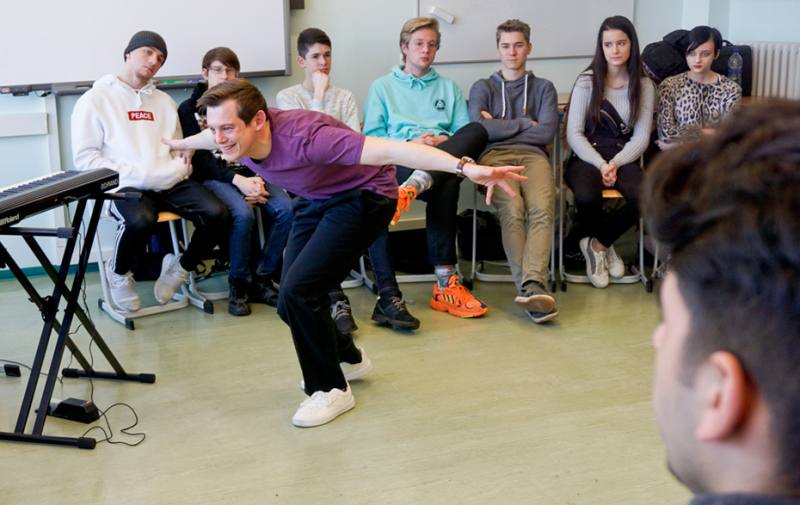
[468,20,559,323]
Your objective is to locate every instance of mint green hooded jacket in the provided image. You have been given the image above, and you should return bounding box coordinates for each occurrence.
[362,65,469,141]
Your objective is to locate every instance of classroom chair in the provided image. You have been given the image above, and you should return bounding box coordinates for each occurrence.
[361,207,464,294]
[465,169,558,293]
[96,211,219,330]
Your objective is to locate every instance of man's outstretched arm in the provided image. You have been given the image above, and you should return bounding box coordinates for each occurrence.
[360,136,526,204]
[162,128,217,153]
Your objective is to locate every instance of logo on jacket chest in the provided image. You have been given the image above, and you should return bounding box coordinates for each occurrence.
[128,111,155,121]
[434,99,446,111]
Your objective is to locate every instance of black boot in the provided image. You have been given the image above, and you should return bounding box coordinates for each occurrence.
[250,273,279,307]
[371,287,420,330]
[228,277,251,316]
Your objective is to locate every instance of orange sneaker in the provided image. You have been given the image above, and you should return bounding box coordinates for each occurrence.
[390,185,418,225]
[430,275,488,317]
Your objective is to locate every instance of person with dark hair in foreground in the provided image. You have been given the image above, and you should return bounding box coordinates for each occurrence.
[643,100,800,505]
[165,78,525,428]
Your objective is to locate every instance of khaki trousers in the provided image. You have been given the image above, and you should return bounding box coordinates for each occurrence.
[478,149,555,291]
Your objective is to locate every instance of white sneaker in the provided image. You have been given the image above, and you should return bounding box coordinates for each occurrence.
[301,347,372,390]
[605,245,626,278]
[580,237,609,288]
[106,263,140,312]
[292,386,355,428]
[154,253,190,304]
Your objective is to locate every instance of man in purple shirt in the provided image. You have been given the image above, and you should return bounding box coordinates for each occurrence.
[166,78,524,428]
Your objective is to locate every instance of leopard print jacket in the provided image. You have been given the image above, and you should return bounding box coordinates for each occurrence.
[657,72,741,144]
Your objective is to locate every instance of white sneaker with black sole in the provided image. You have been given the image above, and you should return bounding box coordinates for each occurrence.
[580,237,609,288]
[292,385,355,428]
[605,244,626,278]
[301,347,372,390]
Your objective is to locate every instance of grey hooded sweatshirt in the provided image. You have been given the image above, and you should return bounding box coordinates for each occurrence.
[468,70,559,158]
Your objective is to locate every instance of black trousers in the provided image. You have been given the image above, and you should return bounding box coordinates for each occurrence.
[277,190,396,395]
[109,180,230,274]
[393,122,488,266]
[564,157,643,248]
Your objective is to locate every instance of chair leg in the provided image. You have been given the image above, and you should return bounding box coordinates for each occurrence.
[173,218,220,312]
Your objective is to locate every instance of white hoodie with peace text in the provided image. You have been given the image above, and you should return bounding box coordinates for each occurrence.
[71,74,188,191]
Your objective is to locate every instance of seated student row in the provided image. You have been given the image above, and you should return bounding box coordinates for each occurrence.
[73,27,525,429]
[82,17,741,331]
[267,17,741,325]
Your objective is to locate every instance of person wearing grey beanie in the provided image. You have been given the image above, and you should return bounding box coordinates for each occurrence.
[71,30,230,314]
[124,30,168,63]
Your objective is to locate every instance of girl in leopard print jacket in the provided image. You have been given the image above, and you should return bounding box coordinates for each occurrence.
[657,26,742,149]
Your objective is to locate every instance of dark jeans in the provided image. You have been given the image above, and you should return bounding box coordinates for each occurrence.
[109,180,230,274]
[203,179,293,281]
[377,122,489,275]
[564,156,643,248]
[278,190,396,395]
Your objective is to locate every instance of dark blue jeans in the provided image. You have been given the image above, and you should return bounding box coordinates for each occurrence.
[109,180,229,275]
[278,190,396,395]
[203,179,293,281]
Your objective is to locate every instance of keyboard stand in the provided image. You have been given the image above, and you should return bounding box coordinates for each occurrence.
[0,197,155,450]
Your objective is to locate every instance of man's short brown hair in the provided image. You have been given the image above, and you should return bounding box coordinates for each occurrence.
[197,78,267,125]
[297,28,332,59]
[399,17,441,63]
[201,47,241,74]
[643,100,800,491]
[496,19,531,46]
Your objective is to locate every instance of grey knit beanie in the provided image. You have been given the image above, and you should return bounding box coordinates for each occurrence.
[124,31,168,62]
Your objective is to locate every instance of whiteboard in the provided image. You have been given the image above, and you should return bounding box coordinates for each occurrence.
[419,0,635,63]
[0,0,289,91]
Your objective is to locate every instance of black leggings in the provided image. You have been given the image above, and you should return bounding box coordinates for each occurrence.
[109,180,229,274]
[564,156,643,248]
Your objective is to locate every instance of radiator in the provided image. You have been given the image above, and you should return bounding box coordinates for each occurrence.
[739,41,800,99]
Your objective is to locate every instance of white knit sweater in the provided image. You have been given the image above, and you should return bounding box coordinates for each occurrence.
[275,83,361,132]
[566,73,656,168]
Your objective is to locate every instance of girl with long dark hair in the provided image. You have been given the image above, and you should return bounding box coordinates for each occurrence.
[565,15,656,288]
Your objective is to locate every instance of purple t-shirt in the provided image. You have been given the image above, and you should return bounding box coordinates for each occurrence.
[240,108,397,200]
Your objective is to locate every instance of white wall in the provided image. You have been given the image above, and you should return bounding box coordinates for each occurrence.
[683,0,712,28]
[0,95,58,266]
[728,0,800,42]
[709,0,732,36]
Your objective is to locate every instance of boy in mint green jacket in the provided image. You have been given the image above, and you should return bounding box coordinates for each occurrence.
[363,17,490,319]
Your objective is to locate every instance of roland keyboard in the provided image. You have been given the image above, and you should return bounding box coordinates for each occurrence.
[0,168,118,228]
